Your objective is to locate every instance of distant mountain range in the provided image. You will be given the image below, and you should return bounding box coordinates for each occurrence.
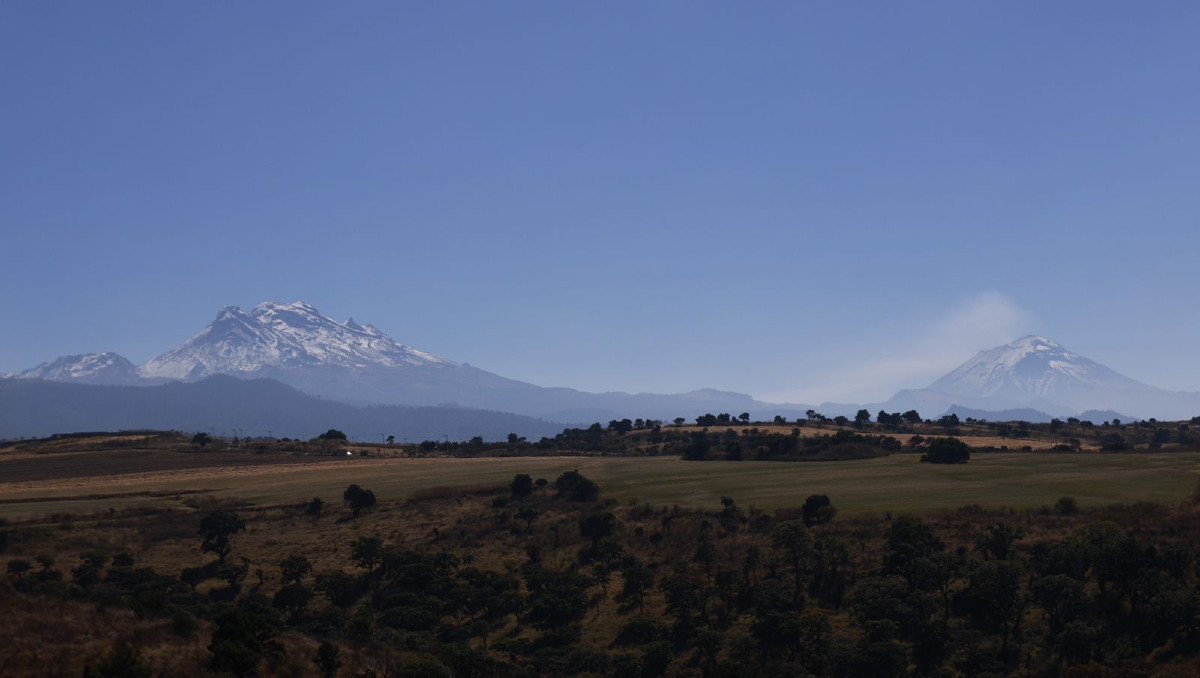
[877,336,1200,421]
[9,302,806,424]
[7,303,1200,439]
[0,376,563,441]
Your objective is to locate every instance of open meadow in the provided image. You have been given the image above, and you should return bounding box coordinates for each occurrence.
[2,445,1198,521]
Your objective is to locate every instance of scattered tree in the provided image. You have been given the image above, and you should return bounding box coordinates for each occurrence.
[802,494,836,526]
[279,554,312,585]
[920,437,970,464]
[343,484,377,518]
[305,497,325,521]
[554,470,599,502]
[198,510,246,563]
[313,642,342,678]
[510,473,534,499]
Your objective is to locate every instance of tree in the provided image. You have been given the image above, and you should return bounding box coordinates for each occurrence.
[396,656,453,678]
[305,497,324,521]
[682,431,711,461]
[319,429,348,441]
[619,560,655,612]
[313,642,341,678]
[554,470,599,501]
[351,536,384,575]
[7,559,31,578]
[975,522,1025,561]
[279,554,311,584]
[739,412,751,424]
[608,419,634,434]
[192,432,212,448]
[579,512,617,549]
[208,596,280,678]
[920,437,970,464]
[937,413,960,430]
[673,417,686,427]
[198,510,246,563]
[525,568,591,631]
[272,583,313,620]
[82,643,153,678]
[883,515,944,584]
[772,520,814,605]
[1055,496,1078,516]
[343,484,377,518]
[801,494,836,526]
[386,435,395,445]
[510,473,534,499]
[855,409,872,427]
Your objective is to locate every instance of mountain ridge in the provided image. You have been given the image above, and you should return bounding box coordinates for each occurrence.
[0,375,563,441]
[8,304,1200,423]
[10,302,808,422]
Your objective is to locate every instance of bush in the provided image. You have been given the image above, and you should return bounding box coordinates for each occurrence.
[82,643,153,678]
[1055,496,1079,516]
[511,473,535,499]
[802,495,836,526]
[919,437,970,464]
[396,656,453,678]
[343,485,377,518]
[171,610,199,638]
[554,470,599,502]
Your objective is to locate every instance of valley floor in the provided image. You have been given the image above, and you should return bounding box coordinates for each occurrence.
[2,447,1197,521]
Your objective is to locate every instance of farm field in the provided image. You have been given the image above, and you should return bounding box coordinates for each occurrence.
[2,449,1198,521]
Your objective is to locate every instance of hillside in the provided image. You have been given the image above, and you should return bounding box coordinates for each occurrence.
[0,376,563,442]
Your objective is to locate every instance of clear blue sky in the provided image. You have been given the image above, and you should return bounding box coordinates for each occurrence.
[3,2,1199,403]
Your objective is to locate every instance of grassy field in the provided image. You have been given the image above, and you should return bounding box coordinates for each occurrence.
[2,451,1198,521]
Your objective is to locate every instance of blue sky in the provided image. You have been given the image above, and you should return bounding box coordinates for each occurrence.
[2,2,1199,403]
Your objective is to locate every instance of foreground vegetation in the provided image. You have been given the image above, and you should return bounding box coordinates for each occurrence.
[4,467,1200,677]
[3,416,1200,677]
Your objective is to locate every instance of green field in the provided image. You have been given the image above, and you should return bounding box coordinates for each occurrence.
[3,451,1199,520]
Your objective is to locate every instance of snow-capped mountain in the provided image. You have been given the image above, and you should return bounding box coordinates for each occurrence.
[885,336,1200,420]
[140,301,453,380]
[929,336,1146,404]
[127,301,803,421]
[7,301,809,423]
[7,352,143,385]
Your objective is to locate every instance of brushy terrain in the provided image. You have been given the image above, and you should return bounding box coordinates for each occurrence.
[3,426,1199,521]
[3,464,1200,676]
[3,418,1200,677]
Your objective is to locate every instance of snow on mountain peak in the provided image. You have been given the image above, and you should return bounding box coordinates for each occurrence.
[929,335,1142,403]
[8,351,142,384]
[139,301,454,380]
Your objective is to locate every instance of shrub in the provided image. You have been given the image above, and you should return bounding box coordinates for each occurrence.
[171,610,199,638]
[919,437,970,464]
[396,656,453,678]
[510,473,534,499]
[343,485,377,518]
[554,470,599,502]
[802,495,836,526]
[1055,496,1079,516]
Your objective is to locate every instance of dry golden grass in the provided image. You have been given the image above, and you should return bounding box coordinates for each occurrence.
[5,467,1200,678]
[3,451,1198,522]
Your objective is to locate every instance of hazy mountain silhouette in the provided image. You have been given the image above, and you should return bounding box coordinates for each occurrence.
[0,376,564,442]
